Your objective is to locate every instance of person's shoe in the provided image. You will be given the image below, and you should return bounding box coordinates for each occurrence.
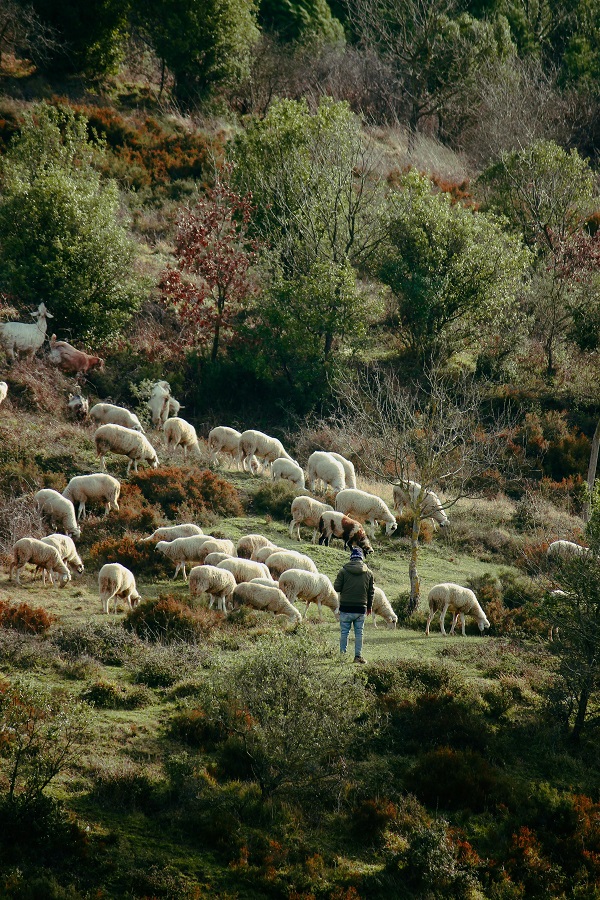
[354,656,367,664]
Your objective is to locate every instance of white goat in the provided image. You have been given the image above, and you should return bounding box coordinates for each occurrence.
[335,489,397,538]
[0,302,53,361]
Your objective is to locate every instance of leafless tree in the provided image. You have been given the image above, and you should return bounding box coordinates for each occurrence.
[331,365,516,611]
[0,1,58,69]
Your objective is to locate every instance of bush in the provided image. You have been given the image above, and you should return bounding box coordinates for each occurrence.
[0,600,55,635]
[123,595,207,644]
[80,679,150,710]
[410,747,505,812]
[167,708,225,748]
[252,481,306,520]
[350,798,398,843]
[89,535,172,579]
[130,467,243,520]
[51,622,142,666]
[89,762,161,812]
[77,484,163,548]
[392,511,434,542]
[130,643,209,688]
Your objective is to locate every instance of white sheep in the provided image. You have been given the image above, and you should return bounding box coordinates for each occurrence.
[189,564,237,613]
[94,424,159,475]
[393,480,449,528]
[232,581,302,625]
[307,451,346,495]
[371,586,397,629]
[425,583,490,636]
[89,402,145,433]
[278,569,339,619]
[237,534,275,560]
[335,489,398,538]
[155,535,216,580]
[40,534,84,575]
[98,563,141,614]
[272,458,305,489]
[62,473,121,521]
[139,524,203,543]
[0,382,7,407]
[328,452,357,489]
[163,417,201,461]
[253,544,286,564]
[0,302,53,361]
[195,539,236,564]
[265,549,318,579]
[208,426,242,469]
[238,429,296,475]
[547,540,591,559]
[67,393,88,420]
[204,551,233,567]
[317,511,373,554]
[217,557,273,584]
[289,496,334,542]
[34,489,81,540]
[10,537,71,586]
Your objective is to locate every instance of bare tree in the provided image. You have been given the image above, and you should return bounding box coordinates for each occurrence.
[331,365,515,611]
[0,1,57,69]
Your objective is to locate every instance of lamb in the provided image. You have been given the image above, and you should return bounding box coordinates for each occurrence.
[217,557,273,584]
[89,402,145,433]
[62,473,121,520]
[10,537,71,586]
[195,539,236,564]
[253,544,286,564]
[40,534,84,575]
[335,489,398,538]
[34,489,81,540]
[48,335,104,375]
[189,565,236,614]
[0,382,7,407]
[163,417,201,461]
[328,452,357,489]
[547,540,591,559]
[393,480,449,528]
[232,581,302,625]
[265,549,318,579]
[94,424,159,475]
[307,451,346,495]
[0,302,53,361]
[238,429,296,475]
[140,524,203,543]
[272,458,305,489]
[147,381,183,427]
[425,583,490,636]
[204,551,233,567]
[371,587,397,629]
[289,496,334,542]
[237,534,275,560]
[98,563,141,614]
[67,393,89,420]
[317,511,373,554]
[278,569,339,619]
[155,535,217,580]
[208,426,242,469]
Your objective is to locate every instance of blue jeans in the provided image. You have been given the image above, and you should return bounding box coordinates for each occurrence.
[339,612,366,658]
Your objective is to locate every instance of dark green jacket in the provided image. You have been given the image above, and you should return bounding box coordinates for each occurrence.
[334,560,375,614]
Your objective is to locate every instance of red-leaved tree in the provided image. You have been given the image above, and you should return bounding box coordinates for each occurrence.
[160,171,258,361]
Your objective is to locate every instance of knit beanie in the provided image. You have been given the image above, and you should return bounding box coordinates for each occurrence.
[350,547,364,561]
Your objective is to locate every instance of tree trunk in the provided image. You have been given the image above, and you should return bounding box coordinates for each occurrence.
[211,319,220,362]
[570,681,591,744]
[408,514,420,615]
[584,418,600,522]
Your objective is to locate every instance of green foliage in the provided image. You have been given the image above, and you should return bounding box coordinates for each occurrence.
[378,169,530,361]
[129,466,243,520]
[0,104,143,343]
[130,643,209,687]
[259,0,344,43]
[251,478,306,519]
[50,622,142,666]
[410,746,505,812]
[123,595,208,644]
[80,679,150,709]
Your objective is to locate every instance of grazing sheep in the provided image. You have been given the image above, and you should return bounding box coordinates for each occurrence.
[547,540,591,559]
[195,539,236,564]
[253,544,286,564]
[10,537,71,586]
[328,452,357,489]
[272,458,305,489]
[155,535,216,580]
[208,426,242,469]
[278,569,339,619]
[318,511,373,554]
[89,402,145,433]
[62,473,121,520]
[67,393,89,420]
[34,489,81,540]
[393,480,449,528]
[238,429,296,475]
[371,587,397,629]
[217,557,273,584]
[0,302,53,361]
[289,496,334,542]
[237,534,275,560]
[189,565,236,613]
[425,583,490,636]
[265,549,318,579]
[307,451,346,495]
[335,489,397,538]
[98,563,140,614]
[163,417,201,461]
[140,524,203,543]
[40,534,84,575]
[204,551,233,567]
[232,581,302,625]
[94,424,159,475]
[0,382,7,407]
[48,335,104,375]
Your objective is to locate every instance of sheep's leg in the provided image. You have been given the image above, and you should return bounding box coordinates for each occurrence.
[78,501,86,520]
[289,518,297,540]
[425,608,434,635]
[173,563,181,580]
[440,603,449,635]
[459,612,466,636]
[372,612,378,628]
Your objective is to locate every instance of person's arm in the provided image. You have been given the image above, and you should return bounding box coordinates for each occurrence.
[366,574,374,614]
[334,569,344,593]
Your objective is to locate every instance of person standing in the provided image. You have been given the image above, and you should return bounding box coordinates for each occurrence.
[334,546,374,664]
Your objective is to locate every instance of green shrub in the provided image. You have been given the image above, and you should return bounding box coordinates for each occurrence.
[366,658,462,697]
[130,467,243,520]
[130,643,209,688]
[167,708,225,748]
[252,481,306,520]
[90,762,161,813]
[0,601,55,635]
[410,747,505,812]
[382,690,490,753]
[51,623,141,666]
[123,595,206,644]
[80,679,150,710]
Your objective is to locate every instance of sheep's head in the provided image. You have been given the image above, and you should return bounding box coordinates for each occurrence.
[477,615,491,633]
[386,615,398,630]
[385,521,398,536]
[75,563,85,574]
[58,570,71,587]
[155,541,169,555]
[71,526,82,540]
